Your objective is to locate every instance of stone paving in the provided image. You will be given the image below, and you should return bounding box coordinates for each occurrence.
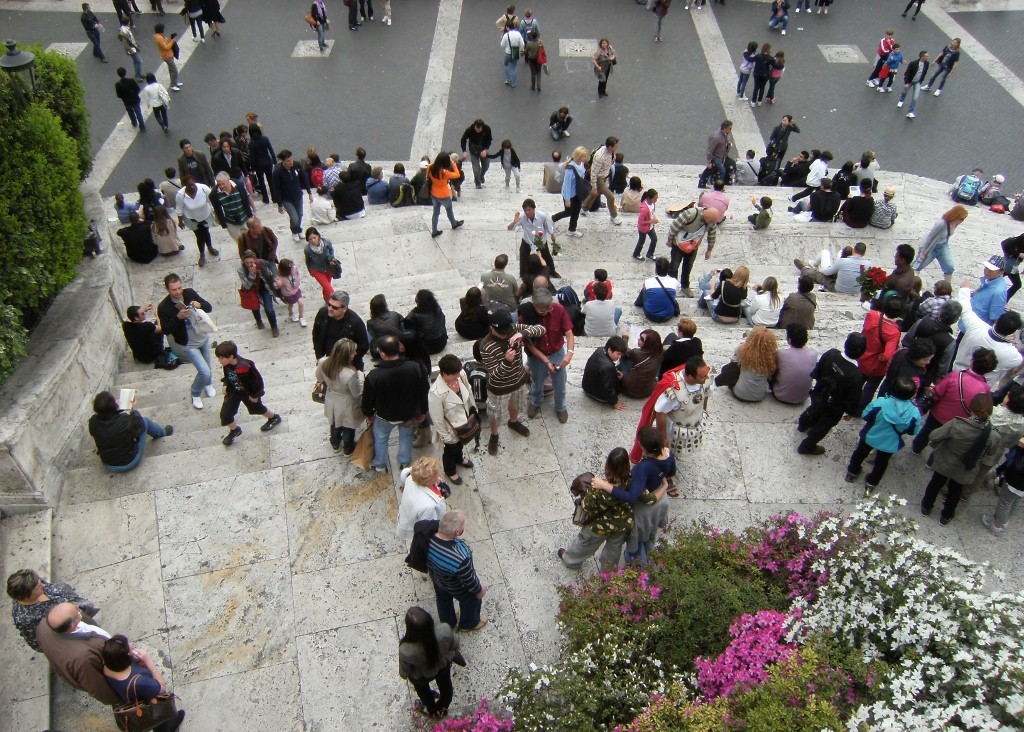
[1,0,1023,730]
[3,161,1022,731]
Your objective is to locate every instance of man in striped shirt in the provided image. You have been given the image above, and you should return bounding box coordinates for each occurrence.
[426,511,488,631]
[211,172,254,242]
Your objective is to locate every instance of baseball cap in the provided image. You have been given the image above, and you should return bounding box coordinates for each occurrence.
[489,304,514,335]
[994,174,1005,184]
[983,255,1006,272]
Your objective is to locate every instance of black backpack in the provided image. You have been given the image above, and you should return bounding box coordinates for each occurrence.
[391,182,416,208]
[463,360,489,404]
[757,156,781,186]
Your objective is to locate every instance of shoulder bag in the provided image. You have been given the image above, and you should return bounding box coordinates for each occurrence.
[238,288,260,310]
[311,381,326,403]
[112,675,179,732]
[572,165,592,201]
[654,276,680,316]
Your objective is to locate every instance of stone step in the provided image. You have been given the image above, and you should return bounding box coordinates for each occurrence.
[0,510,53,732]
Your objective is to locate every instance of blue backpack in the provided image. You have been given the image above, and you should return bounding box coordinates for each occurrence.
[954,175,981,203]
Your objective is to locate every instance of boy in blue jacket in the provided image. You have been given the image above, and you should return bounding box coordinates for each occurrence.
[845,376,920,495]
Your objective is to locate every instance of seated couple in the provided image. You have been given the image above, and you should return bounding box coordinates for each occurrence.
[582,332,665,408]
[793,242,871,296]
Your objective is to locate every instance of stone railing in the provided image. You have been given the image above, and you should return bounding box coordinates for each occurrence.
[0,185,132,514]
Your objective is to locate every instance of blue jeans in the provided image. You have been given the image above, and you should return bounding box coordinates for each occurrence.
[768,14,789,31]
[86,29,105,60]
[503,55,518,87]
[794,0,811,9]
[282,200,302,235]
[927,66,951,90]
[434,582,482,630]
[899,82,922,113]
[124,101,145,129]
[431,196,457,232]
[104,418,166,472]
[169,337,214,397]
[371,417,414,470]
[736,72,751,97]
[914,242,955,276]
[129,51,143,79]
[625,541,653,567]
[698,157,725,188]
[252,284,278,329]
[528,346,568,411]
[315,22,326,49]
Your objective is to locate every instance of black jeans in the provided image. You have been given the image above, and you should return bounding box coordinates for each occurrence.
[551,195,582,232]
[409,665,453,716]
[921,472,963,522]
[358,0,374,17]
[911,413,942,454]
[903,0,924,16]
[348,0,358,26]
[669,246,699,288]
[220,391,268,427]
[190,221,213,255]
[847,438,893,486]
[330,425,355,452]
[442,440,465,477]
[797,396,845,450]
[1007,272,1021,301]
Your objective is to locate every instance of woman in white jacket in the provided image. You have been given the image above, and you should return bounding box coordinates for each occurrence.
[140,72,170,133]
[428,355,477,484]
[396,457,449,542]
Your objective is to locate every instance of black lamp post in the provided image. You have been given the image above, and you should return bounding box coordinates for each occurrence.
[0,39,36,94]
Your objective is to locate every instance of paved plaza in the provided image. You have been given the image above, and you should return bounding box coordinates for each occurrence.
[0,0,1023,730]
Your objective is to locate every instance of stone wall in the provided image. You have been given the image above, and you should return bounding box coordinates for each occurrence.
[0,185,132,514]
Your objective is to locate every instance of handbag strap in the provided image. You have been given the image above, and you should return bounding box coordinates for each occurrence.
[957,370,969,414]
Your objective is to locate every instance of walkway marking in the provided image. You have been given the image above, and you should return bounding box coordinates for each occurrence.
[924,1,1024,109]
[817,44,868,64]
[87,1,229,191]
[45,42,87,59]
[691,7,766,161]
[558,38,597,58]
[291,40,334,58]
[409,0,463,161]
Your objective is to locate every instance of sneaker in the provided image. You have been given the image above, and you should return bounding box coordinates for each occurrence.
[299,318,307,327]
[507,420,530,437]
[886,87,893,92]
[460,614,488,632]
[939,515,953,526]
[610,216,622,226]
[162,425,174,437]
[191,396,204,409]
[920,84,930,91]
[896,100,904,108]
[569,230,583,238]
[562,131,570,138]
[488,434,499,456]
[981,514,1005,537]
[646,254,657,262]
[866,79,877,87]
[864,483,877,496]
[738,95,748,100]
[906,112,915,118]
[290,314,299,322]
[781,29,786,35]
[933,89,942,97]
[372,464,387,473]
[368,13,374,20]
[633,254,645,261]
[222,426,242,446]
[797,445,825,456]
[204,384,216,398]
[876,86,886,93]
[171,84,181,91]
[556,410,568,424]
[528,404,540,418]
[384,16,391,25]
[750,100,757,107]
[920,503,932,516]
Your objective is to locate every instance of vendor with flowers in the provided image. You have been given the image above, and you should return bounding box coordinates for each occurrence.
[508,198,560,280]
[793,242,872,296]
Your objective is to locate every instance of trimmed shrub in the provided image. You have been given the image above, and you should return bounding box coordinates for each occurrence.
[26,45,92,180]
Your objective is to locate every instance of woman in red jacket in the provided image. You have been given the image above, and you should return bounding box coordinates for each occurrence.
[857,297,905,412]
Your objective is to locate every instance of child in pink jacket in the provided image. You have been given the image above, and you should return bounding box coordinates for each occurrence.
[632,189,660,261]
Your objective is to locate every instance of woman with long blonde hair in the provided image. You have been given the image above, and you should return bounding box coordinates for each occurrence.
[731,326,778,402]
[745,276,783,327]
[712,265,751,324]
[551,146,590,237]
[314,338,364,454]
[914,204,969,282]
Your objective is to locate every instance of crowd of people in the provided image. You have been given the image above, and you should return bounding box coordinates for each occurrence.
[17,0,1023,725]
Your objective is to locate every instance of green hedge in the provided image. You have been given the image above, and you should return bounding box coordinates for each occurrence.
[0,61,89,385]
[26,45,92,181]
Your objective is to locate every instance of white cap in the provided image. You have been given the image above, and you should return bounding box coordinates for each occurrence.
[994,174,1005,184]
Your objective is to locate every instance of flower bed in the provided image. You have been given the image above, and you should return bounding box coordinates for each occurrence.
[424,497,1023,731]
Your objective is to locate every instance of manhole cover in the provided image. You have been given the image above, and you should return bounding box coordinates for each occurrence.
[817,44,868,64]
[559,38,598,58]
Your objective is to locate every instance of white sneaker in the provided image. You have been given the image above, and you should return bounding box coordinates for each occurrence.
[569,230,583,238]
[781,29,786,35]
[383,16,391,25]
[171,85,181,91]
[299,317,308,327]
[192,396,204,409]
[886,87,893,92]
[933,89,942,96]
[200,37,206,43]
[292,233,301,241]
[866,79,875,87]
[204,384,216,397]
[920,85,931,91]
[795,6,800,11]
[610,216,622,226]
[876,86,886,93]
[906,112,915,118]
[896,100,904,108]
[738,95,747,100]
[290,314,299,322]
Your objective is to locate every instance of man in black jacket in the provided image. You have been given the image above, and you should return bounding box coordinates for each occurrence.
[114,67,144,131]
[88,391,172,472]
[796,333,867,455]
[779,151,811,187]
[460,119,493,189]
[362,336,429,473]
[312,291,369,369]
[117,211,158,263]
[347,147,372,195]
[789,177,842,222]
[157,273,216,409]
[582,337,627,409]
[897,51,930,119]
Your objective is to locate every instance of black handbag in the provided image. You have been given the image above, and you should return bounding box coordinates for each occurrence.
[328,258,343,279]
[453,413,481,444]
[311,381,326,403]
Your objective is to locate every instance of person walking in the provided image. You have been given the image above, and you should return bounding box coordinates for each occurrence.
[152,23,181,91]
[902,0,925,20]
[921,38,960,97]
[201,0,225,37]
[913,204,968,282]
[238,250,280,337]
[550,147,588,238]
[581,136,622,225]
[797,333,868,456]
[315,338,363,454]
[214,341,283,446]
[653,0,671,43]
[272,150,312,241]
[303,227,338,303]
[80,4,108,63]
[100,636,186,732]
[184,0,206,41]
[427,152,464,238]
[157,274,216,409]
[459,119,493,189]
[500,21,524,88]
[897,50,929,119]
[398,606,463,719]
[174,175,220,267]
[114,67,145,132]
[116,20,144,80]
[425,510,489,631]
[592,38,617,98]
[867,28,897,87]
[632,189,660,260]
[308,0,330,52]
[845,377,921,495]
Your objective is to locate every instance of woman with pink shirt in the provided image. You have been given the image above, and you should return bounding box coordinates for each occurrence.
[632,189,660,261]
[910,347,995,454]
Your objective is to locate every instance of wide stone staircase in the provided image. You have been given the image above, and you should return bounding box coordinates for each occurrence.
[2,163,1021,731]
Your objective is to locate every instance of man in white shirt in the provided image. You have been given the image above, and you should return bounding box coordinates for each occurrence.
[794,242,871,295]
[500,23,525,88]
[791,150,833,202]
[581,281,620,337]
[508,198,559,279]
[952,283,1022,388]
[581,137,622,225]
[175,175,221,266]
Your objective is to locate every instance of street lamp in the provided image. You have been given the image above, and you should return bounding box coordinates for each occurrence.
[0,39,36,94]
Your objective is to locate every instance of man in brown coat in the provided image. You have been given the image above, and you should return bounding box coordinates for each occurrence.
[35,602,120,705]
[236,216,279,262]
